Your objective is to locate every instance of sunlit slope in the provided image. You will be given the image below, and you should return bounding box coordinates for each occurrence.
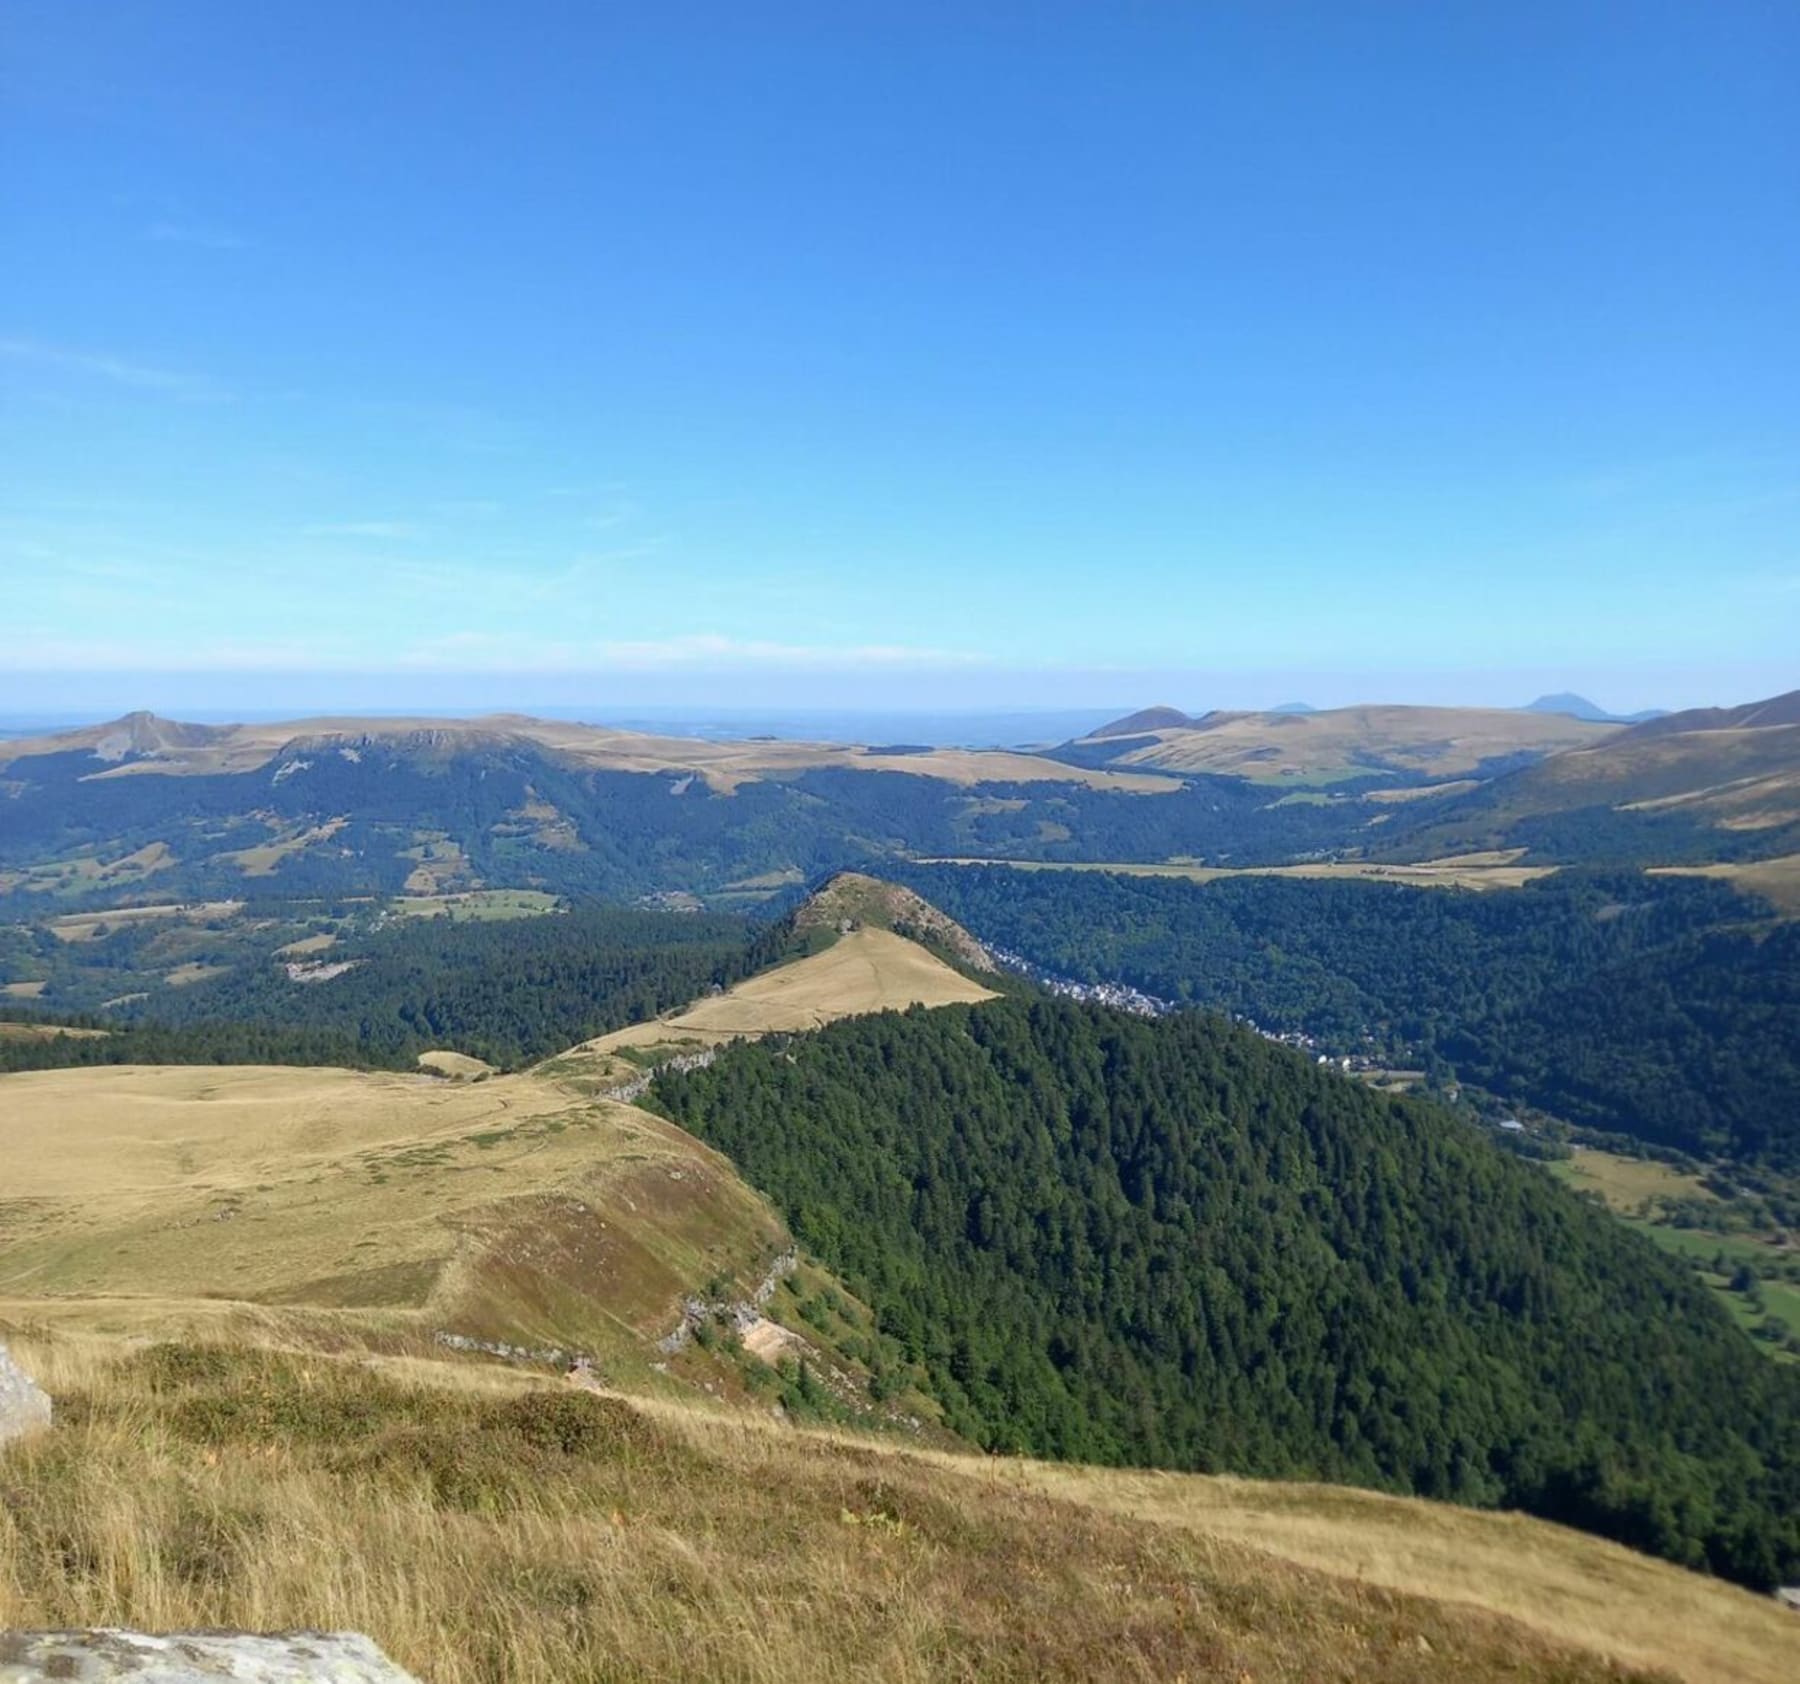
[1074,703,1614,782]
[556,923,995,1076]
[0,921,993,1370]
[4,1335,1793,1684]
[1387,692,1800,859]
[985,1458,1800,1684]
[0,1063,786,1370]
[0,710,1176,794]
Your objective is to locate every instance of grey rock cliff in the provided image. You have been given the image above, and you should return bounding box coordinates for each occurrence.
[0,1630,420,1682]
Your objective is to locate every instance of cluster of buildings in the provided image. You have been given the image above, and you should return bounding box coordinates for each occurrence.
[987,948,1175,1018]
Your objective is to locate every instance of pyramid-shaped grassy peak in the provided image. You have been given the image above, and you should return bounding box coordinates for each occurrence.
[1086,704,1197,739]
[794,871,996,973]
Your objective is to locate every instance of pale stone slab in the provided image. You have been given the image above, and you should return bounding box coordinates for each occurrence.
[0,1630,421,1683]
[0,1341,51,1447]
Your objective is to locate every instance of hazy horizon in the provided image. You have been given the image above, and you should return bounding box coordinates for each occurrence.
[0,658,1786,742]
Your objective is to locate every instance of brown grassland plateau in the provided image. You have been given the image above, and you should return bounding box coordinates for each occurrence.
[1073,705,1616,783]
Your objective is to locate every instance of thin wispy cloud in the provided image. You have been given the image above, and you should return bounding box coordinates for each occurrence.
[146,221,248,251]
[0,336,229,400]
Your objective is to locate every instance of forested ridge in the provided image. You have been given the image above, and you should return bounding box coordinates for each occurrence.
[1,906,783,1072]
[897,864,1800,1167]
[654,995,1800,1588]
[0,1010,402,1074]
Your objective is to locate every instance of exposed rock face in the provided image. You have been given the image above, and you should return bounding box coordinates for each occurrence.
[0,1630,420,1682]
[0,1340,51,1446]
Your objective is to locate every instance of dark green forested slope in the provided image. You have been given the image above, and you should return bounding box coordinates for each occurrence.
[0,1011,402,1074]
[654,997,1800,1588]
[1,907,783,1073]
[896,864,1800,1167]
[0,742,1371,914]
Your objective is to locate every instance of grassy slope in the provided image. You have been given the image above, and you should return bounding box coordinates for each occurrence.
[1650,854,1800,915]
[0,712,1178,795]
[8,1335,1795,1684]
[0,926,998,1388]
[1085,706,1614,783]
[919,854,1558,890]
[1548,1147,1800,1361]
[1395,724,1800,860]
[550,924,996,1087]
[0,1063,788,1379]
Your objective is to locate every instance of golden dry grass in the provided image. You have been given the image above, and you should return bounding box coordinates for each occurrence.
[212,817,347,876]
[1087,706,1614,783]
[574,927,996,1069]
[1546,1148,1715,1217]
[274,930,338,956]
[1364,779,1483,803]
[0,714,1179,796]
[987,1460,1798,1684]
[0,1337,1702,1684]
[416,1049,497,1079]
[45,898,242,943]
[163,961,229,987]
[0,1063,788,1373]
[391,889,561,920]
[0,1020,108,1041]
[924,856,1557,891]
[1648,853,1800,915]
[0,980,48,998]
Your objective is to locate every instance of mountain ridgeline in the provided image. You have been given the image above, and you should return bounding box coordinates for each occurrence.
[4,691,1797,919]
[652,994,1800,1590]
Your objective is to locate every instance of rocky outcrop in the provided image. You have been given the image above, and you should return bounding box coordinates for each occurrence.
[601,1045,717,1105]
[0,1630,418,1681]
[658,1247,798,1354]
[794,873,996,972]
[0,1340,51,1447]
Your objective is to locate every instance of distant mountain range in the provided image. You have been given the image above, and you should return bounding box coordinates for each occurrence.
[1071,701,1615,780]
[1,691,1795,914]
[1524,692,1668,724]
[1383,687,1800,861]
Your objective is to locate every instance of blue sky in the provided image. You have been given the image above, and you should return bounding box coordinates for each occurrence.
[3,2,1795,716]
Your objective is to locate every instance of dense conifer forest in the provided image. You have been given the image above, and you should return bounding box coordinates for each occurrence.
[897,865,1800,1167]
[652,996,1800,1588]
[1,907,779,1072]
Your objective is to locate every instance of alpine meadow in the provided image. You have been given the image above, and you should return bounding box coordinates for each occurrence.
[3,6,1798,1683]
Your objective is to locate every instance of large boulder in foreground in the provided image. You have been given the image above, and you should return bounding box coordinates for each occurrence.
[0,1340,51,1446]
[0,1630,420,1681]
